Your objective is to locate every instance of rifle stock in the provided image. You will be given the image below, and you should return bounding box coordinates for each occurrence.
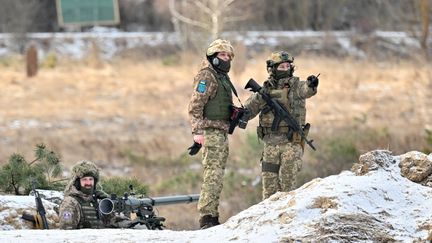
[29,180,49,229]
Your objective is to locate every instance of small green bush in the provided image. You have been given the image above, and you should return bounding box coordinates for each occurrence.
[161,55,180,66]
[0,144,62,195]
[100,176,149,196]
[423,129,432,154]
[41,52,58,69]
[311,133,360,178]
[155,171,201,193]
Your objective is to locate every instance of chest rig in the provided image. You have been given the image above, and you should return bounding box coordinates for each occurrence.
[72,195,103,229]
[259,77,306,137]
[203,67,235,121]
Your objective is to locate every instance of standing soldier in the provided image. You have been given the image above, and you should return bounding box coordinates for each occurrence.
[244,51,319,199]
[188,39,237,229]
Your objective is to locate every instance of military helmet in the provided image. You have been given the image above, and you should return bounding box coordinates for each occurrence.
[206,39,234,58]
[266,51,294,68]
[71,160,100,180]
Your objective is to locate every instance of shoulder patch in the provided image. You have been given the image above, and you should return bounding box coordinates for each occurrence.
[62,211,72,220]
[196,80,207,93]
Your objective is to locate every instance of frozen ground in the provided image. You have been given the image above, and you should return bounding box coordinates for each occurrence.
[0,30,427,59]
[1,150,431,242]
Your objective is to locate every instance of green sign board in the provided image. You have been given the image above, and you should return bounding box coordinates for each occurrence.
[56,0,120,26]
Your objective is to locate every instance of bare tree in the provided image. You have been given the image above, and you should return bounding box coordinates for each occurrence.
[168,0,252,50]
[419,0,430,59]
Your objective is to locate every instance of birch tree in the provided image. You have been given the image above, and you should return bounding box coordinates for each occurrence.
[168,0,252,50]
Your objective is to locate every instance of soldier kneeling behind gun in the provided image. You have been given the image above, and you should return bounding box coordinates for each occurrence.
[59,160,200,230]
[59,160,134,229]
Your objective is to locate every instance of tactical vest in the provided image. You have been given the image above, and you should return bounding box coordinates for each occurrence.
[72,195,103,229]
[203,68,234,120]
[259,77,306,132]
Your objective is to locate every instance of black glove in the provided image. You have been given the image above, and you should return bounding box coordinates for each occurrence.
[307,75,319,88]
[188,142,202,156]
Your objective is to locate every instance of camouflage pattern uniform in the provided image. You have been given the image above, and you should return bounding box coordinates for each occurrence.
[188,39,235,228]
[244,51,318,199]
[59,160,130,229]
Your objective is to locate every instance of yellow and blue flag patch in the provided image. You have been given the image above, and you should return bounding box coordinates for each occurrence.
[196,80,207,93]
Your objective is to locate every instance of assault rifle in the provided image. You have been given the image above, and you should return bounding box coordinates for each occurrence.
[245,78,316,150]
[99,192,199,230]
[22,180,49,229]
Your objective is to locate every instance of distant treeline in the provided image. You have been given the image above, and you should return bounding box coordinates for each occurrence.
[0,0,428,33]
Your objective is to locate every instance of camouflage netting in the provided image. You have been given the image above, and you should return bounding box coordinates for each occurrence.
[64,160,100,194]
[71,160,100,180]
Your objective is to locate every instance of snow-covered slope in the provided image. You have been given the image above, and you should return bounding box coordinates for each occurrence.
[1,150,431,242]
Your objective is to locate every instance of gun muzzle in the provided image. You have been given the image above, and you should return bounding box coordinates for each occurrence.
[99,198,115,215]
[244,78,262,92]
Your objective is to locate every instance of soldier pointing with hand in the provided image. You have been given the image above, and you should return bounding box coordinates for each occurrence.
[244,51,319,199]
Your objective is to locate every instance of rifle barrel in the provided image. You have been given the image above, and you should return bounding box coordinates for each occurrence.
[141,194,200,206]
[99,194,200,215]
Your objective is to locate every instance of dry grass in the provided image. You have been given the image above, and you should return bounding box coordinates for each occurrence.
[1,52,431,229]
[310,196,338,212]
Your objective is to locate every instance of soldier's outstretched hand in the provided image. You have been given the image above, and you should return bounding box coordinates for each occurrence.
[307,75,319,88]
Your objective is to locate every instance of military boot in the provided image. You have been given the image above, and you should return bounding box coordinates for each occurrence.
[199,215,220,229]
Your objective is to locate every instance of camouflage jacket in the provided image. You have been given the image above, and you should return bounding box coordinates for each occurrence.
[59,184,132,229]
[59,186,103,229]
[188,60,232,135]
[245,76,317,128]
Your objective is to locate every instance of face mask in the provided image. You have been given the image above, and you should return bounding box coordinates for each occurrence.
[274,69,289,80]
[213,57,231,73]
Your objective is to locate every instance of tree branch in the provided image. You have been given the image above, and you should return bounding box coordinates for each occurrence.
[169,0,211,30]
[223,15,250,23]
[193,1,213,15]
[222,0,236,10]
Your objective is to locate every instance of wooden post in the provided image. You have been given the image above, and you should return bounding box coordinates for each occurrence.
[26,44,38,77]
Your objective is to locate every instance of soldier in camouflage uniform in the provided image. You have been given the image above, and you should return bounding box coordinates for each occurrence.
[59,160,131,229]
[244,51,319,199]
[188,39,237,229]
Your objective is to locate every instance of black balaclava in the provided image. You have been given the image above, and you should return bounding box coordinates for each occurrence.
[207,53,231,73]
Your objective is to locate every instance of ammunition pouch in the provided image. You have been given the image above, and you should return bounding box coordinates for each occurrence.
[261,161,280,174]
[257,126,264,140]
[261,126,296,142]
[260,124,310,145]
[262,126,290,134]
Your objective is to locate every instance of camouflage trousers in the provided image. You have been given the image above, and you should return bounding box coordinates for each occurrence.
[197,128,229,217]
[261,140,303,199]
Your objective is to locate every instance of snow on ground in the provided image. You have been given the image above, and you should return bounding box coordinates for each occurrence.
[0,30,427,60]
[1,150,431,242]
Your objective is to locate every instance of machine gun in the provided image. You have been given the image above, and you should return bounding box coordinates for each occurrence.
[99,192,199,230]
[22,180,49,229]
[245,78,316,150]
